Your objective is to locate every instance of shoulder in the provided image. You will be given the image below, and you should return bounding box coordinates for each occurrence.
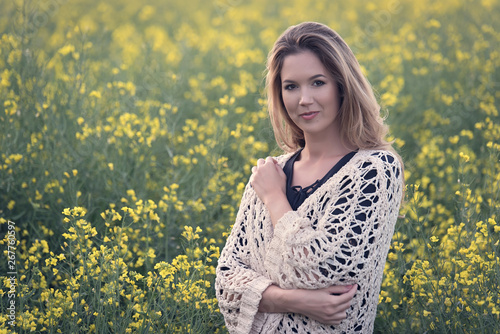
[353,149,401,167]
[350,149,403,181]
[272,151,299,168]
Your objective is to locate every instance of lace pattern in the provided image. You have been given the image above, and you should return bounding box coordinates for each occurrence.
[285,150,357,210]
[215,150,403,334]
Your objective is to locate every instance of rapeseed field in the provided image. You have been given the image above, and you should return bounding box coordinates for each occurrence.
[0,0,499,332]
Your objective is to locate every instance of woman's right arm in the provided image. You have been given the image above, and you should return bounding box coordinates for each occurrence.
[215,183,275,333]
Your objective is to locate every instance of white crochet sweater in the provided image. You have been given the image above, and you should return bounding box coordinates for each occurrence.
[216,150,403,333]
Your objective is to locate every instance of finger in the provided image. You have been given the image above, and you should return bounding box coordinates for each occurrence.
[327,284,356,295]
[329,310,347,322]
[327,286,357,310]
[334,298,354,313]
[265,157,278,165]
[251,166,257,173]
[257,158,265,166]
[330,312,347,325]
[273,161,285,174]
[335,284,357,304]
[322,313,345,326]
[326,304,352,325]
[323,296,352,321]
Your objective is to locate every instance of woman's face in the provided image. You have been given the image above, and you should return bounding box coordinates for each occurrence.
[281,50,341,140]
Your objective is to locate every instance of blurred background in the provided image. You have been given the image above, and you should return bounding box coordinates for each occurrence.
[0,0,499,332]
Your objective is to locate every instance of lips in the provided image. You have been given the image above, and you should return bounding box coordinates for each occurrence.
[299,111,319,120]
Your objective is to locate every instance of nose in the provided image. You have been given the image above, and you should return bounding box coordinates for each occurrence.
[299,89,313,106]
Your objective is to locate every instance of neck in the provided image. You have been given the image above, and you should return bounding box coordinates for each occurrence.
[301,133,355,162]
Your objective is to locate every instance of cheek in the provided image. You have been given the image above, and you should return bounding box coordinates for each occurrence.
[282,92,296,113]
[322,88,340,109]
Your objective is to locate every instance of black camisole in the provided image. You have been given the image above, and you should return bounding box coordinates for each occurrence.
[283,150,358,210]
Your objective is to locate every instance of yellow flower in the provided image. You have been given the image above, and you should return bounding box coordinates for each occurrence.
[89,90,101,98]
[147,248,156,259]
[58,44,75,55]
[459,152,470,162]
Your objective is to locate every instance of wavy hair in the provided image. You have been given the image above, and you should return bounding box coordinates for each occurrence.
[266,22,394,154]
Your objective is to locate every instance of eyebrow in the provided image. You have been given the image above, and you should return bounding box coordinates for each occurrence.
[282,74,327,84]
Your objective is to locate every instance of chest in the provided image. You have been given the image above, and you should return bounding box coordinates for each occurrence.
[291,157,344,188]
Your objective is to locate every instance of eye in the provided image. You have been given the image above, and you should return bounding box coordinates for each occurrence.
[283,84,297,91]
[313,80,325,87]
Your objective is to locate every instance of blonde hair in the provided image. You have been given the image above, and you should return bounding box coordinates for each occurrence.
[266,22,393,153]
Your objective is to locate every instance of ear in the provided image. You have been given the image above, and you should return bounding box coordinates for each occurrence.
[336,82,345,108]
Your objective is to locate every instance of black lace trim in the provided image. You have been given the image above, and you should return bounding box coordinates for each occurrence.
[284,150,357,210]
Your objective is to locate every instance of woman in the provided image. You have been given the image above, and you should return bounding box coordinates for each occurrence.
[215,22,404,333]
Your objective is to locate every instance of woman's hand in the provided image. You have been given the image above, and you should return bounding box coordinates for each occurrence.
[250,157,291,226]
[288,285,357,325]
[259,284,358,326]
[250,157,287,205]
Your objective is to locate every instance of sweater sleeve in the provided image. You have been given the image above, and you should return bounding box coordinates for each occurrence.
[215,183,274,334]
[264,151,403,290]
